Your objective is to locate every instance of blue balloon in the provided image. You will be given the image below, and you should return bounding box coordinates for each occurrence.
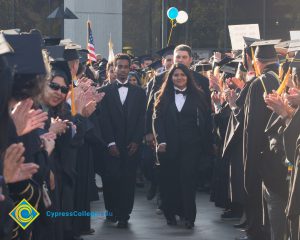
[167,7,179,20]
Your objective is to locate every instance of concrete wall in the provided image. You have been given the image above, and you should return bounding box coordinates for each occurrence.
[64,0,122,58]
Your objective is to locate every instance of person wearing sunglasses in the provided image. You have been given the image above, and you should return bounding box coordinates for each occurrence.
[42,68,70,109]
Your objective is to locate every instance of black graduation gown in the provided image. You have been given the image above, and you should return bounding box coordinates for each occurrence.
[284,109,300,239]
[263,113,288,199]
[0,197,14,240]
[244,64,281,193]
[99,82,146,221]
[153,90,211,223]
[0,158,14,240]
[45,103,90,240]
[286,136,300,238]
[222,80,253,205]
[210,103,231,208]
[72,110,103,235]
[7,120,44,240]
[243,64,280,238]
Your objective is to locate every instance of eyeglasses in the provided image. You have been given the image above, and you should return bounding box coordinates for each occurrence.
[48,82,69,94]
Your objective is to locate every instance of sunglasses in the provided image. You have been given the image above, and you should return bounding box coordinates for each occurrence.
[48,82,69,94]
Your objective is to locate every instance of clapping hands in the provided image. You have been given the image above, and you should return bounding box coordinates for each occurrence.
[3,143,39,184]
[264,91,294,119]
[10,99,48,136]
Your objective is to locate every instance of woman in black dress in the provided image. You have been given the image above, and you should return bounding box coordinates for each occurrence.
[153,63,211,229]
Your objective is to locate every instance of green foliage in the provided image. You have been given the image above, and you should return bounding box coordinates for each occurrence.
[0,0,62,36]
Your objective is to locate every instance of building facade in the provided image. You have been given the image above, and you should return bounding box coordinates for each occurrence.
[64,0,122,58]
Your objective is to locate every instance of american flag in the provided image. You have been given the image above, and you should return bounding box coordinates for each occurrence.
[87,21,97,62]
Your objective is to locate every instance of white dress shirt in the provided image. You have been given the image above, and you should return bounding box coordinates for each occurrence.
[117,79,129,105]
[174,86,187,112]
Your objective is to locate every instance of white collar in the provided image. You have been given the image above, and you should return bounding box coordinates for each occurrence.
[116,79,128,85]
[174,86,187,91]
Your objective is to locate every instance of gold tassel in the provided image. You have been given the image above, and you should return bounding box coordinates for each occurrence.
[71,78,76,116]
[278,62,284,82]
[277,67,291,95]
[251,47,260,77]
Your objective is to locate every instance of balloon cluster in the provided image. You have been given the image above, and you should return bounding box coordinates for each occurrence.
[167,7,188,24]
[166,7,189,46]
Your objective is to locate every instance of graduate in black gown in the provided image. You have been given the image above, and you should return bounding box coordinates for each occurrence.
[0,46,36,240]
[1,32,50,240]
[221,39,258,224]
[242,40,281,240]
[153,63,211,229]
[267,52,300,239]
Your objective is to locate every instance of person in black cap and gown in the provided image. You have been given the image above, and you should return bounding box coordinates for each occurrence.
[239,39,281,240]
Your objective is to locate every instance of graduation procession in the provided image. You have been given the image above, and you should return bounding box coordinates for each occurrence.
[1,0,300,240]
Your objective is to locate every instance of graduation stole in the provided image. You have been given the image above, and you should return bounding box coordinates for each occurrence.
[258,71,280,95]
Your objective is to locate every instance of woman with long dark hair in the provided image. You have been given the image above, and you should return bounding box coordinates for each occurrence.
[153,63,211,229]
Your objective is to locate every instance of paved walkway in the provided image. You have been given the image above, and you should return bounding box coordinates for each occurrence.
[84,187,243,240]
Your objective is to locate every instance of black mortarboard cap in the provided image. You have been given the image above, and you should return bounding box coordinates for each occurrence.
[46,45,72,84]
[243,37,260,48]
[156,45,175,58]
[50,60,72,85]
[3,33,46,74]
[44,37,61,46]
[46,45,65,60]
[194,63,212,72]
[216,55,234,67]
[220,60,239,75]
[78,49,88,64]
[251,39,281,61]
[63,48,79,61]
[148,59,162,70]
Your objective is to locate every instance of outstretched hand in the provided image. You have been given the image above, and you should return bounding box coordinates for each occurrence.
[11,99,48,136]
[3,143,39,183]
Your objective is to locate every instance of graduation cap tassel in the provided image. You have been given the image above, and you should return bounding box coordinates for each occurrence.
[278,62,284,82]
[251,47,260,77]
[277,67,291,95]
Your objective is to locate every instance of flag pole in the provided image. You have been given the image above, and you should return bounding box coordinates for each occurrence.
[87,17,91,65]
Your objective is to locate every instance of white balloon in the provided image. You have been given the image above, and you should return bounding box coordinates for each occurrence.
[176,11,188,24]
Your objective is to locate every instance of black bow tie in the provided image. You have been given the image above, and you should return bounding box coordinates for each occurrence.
[175,89,187,96]
[117,82,129,88]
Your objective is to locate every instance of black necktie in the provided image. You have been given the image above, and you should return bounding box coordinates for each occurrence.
[117,82,129,88]
[175,89,187,96]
